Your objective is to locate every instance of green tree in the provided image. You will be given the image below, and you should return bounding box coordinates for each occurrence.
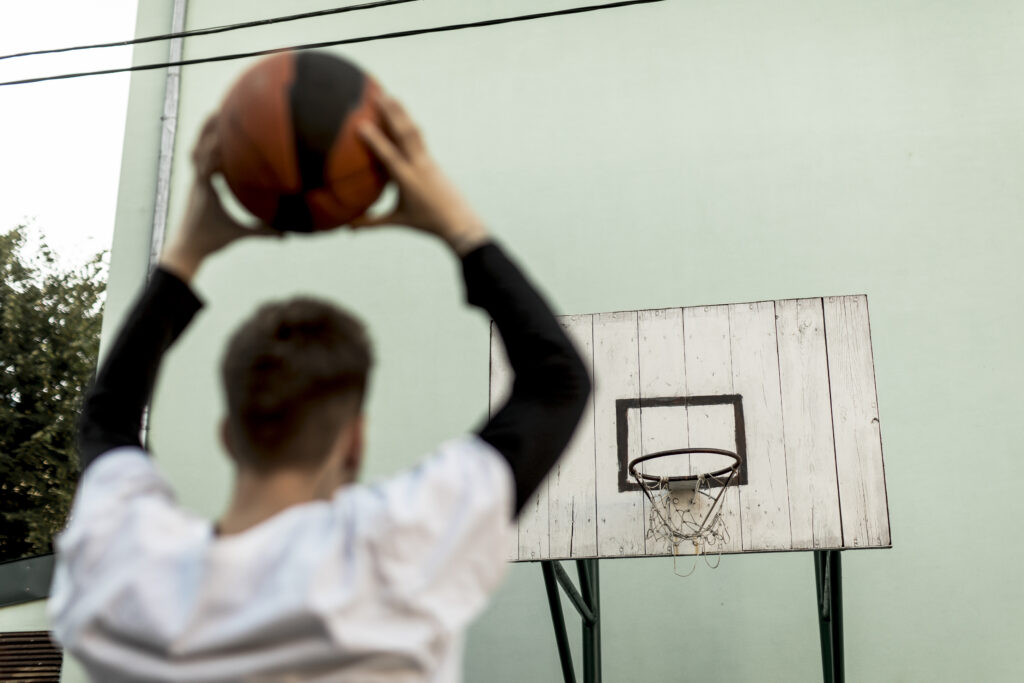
[0,226,106,562]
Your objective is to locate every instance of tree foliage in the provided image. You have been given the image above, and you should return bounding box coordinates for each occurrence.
[0,226,106,562]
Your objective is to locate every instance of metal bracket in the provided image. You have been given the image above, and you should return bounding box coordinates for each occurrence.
[541,559,601,683]
[814,550,845,683]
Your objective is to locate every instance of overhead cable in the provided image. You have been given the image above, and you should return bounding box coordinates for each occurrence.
[0,0,417,61]
[0,0,664,87]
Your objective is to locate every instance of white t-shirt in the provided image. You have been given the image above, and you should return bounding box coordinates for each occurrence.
[48,436,515,682]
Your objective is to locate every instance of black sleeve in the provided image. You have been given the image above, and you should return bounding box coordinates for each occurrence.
[77,267,203,471]
[463,243,592,515]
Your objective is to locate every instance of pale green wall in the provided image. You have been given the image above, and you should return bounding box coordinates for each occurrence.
[99,0,179,359]
[0,600,47,631]
[0,0,176,657]
[57,0,1024,680]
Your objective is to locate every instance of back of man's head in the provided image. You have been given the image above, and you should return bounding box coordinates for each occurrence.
[221,297,372,471]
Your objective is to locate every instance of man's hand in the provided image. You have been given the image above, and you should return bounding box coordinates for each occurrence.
[353,95,490,256]
[160,114,279,283]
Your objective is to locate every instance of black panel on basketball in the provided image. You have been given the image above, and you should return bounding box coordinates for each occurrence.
[272,52,366,231]
[290,51,365,189]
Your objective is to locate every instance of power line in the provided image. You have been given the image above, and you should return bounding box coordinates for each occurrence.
[0,0,417,61]
[0,0,664,87]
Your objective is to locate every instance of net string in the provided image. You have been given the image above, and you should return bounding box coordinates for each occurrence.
[637,467,736,577]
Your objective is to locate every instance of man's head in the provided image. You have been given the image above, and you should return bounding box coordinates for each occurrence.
[220,297,372,478]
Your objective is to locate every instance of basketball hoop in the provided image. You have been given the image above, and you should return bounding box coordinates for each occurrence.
[628,448,742,576]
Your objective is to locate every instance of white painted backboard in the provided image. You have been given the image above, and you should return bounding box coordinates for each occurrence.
[489,296,890,561]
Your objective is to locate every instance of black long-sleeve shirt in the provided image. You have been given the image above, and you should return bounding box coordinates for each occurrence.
[77,242,591,515]
[464,245,591,512]
[78,268,201,467]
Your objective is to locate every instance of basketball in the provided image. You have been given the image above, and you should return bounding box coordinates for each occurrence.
[216,51,388,232]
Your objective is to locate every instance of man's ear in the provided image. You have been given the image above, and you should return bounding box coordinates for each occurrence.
[344,414,365,476]
[219,417,238,463]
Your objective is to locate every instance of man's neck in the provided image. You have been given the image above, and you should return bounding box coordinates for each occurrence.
[217,468,336,535]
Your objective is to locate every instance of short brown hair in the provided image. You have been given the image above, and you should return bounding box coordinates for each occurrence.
[221,297,372,470]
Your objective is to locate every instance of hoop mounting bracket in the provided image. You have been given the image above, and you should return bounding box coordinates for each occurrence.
[541,559,601,683]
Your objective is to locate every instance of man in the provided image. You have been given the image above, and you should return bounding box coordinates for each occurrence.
[48,95,590,681]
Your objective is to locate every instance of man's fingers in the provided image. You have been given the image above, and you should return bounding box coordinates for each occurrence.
[195,113,217,147]
[358,121,406,178]
[196,147,222,184]
[378,95,425,159]
[192,114,221,180]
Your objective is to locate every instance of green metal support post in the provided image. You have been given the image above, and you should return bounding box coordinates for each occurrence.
[814,550,845,683]
[578,560,600,683]
[542,561,577,683]
[541,559,601,683]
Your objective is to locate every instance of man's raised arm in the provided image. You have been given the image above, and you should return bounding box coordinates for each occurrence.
[79,115,277,471]
[77,270,202,469]
[357,95,591,515]
[464,244,590,514]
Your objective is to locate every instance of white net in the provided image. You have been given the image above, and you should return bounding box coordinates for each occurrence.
[634,461,739,577]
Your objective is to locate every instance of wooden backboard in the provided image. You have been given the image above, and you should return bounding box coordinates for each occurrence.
[489,296,890,561]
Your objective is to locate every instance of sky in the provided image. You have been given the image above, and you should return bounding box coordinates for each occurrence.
[0,1,139,268]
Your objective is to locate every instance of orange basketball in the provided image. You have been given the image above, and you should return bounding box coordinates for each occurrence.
[216,51,387,232]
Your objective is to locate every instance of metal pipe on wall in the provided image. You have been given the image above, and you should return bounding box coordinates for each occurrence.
[148,0,188,271]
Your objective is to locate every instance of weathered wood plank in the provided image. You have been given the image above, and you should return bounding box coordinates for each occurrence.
[775,299,843,549]
[729,301,792,551]
[548,315,598,559]
[517,481,550,561]
[682,305,743,554]
[824,296,890,547]
[593,311,645,557]
[637,308,689,555]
